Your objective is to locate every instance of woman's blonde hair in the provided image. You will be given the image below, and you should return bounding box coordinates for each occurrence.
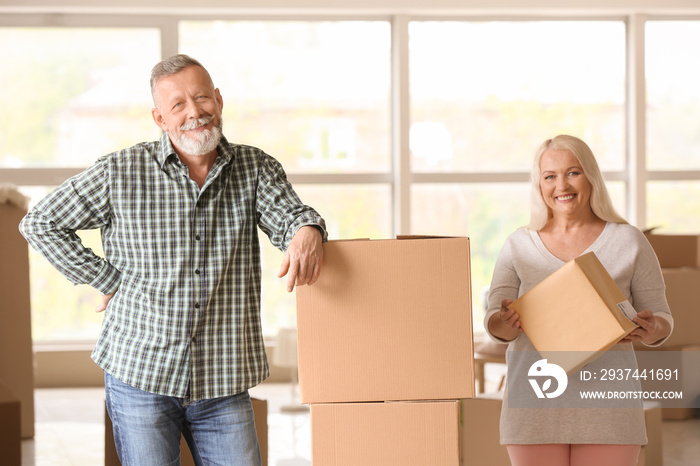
[527,135,627,230]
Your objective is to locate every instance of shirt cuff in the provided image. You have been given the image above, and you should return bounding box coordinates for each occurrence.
[483,308,516,344]
[290,219,328,243]
[642,312,675,347]
[89,260,121,295]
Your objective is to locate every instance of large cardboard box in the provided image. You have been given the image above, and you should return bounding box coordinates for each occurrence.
[645,233,700,268]
[105,397,268,466]
[659,268,700,347]
[508,252,638,374]
[311,400,460,466]
[0,203,35,438]
[0,384,21,466]
[296,237,474,403]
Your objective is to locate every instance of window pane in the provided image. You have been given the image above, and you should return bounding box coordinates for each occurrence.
[180,21,391,174]
[0,28,161,168]
[646,21,700,171]
[606,181,627,222]
[647,181,700,233]
[409,21,625,172]
[411,183,530,332]
[260,184,391,334]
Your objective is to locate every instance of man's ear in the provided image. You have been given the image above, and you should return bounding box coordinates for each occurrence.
[151,108,167,131]
[215,88,223,111]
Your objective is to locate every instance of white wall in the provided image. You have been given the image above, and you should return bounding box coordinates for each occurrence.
[2,0,700,15]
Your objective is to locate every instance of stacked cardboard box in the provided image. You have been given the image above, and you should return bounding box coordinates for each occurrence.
[642,233,700,420]
[0,384,21,465]
[296,237,475,465]
[0,202,35,439]
[644,233,700,269]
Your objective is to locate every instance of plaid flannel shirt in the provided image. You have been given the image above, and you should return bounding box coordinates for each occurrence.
[20,132,326,400]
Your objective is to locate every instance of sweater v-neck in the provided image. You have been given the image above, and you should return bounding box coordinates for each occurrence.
[528,221,613,264]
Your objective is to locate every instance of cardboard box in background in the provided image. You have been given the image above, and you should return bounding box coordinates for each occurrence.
[311,401,460,466]
[508,252,638,374]
[105,397,268,466]
[296,237,474,404]
[0,384,21,466]
[0,203,35,438]
[645,233,700,268]
[460,394,509,466]
[634,345,700,421]
[639,402,663,466]
[658,268,700,347]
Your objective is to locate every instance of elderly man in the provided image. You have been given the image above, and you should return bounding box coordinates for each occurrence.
[20,54,326,465]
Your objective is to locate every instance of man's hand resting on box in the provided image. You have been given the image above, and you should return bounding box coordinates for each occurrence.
[278,225,324,293]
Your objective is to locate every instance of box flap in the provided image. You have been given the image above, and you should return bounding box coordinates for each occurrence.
[575,252,638,334]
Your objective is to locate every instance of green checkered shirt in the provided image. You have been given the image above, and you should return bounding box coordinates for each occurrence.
[20,132,326,400]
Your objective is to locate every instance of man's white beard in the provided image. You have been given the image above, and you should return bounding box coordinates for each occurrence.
[174,116,223,156]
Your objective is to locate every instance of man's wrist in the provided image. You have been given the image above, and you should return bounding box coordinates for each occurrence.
[299,224,325,240]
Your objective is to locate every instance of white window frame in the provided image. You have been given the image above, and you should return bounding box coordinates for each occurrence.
[2,10,700,345]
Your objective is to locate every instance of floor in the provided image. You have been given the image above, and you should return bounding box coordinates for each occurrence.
[20,383,700,466]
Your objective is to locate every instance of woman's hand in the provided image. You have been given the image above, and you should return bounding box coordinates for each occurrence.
[488,298,522,342]
[618,310,671,345]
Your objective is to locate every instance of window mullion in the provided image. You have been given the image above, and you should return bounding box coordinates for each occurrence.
[391,14,411,236]
[626,13,647,228]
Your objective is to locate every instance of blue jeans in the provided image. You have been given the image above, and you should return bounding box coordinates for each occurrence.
[105,372,262,466]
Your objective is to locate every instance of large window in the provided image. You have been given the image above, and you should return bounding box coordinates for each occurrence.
[1,13,699,343]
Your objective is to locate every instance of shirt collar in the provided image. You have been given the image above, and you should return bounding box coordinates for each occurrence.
[156,132,177,168]
[156,131,235,169]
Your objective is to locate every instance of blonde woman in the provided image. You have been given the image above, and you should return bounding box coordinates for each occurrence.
[485,135,673,466]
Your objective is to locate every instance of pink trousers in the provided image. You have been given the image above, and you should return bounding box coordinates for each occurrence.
[506,444,641,466]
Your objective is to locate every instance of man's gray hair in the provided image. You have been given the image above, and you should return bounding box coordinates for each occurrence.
[150,54,213,106]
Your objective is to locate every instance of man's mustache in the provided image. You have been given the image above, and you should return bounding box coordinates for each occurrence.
[180,115,214,131]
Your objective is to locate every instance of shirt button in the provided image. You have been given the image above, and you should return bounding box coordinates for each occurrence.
[195,269,200,275]
[194,303,200,309]
[195,235,201,241]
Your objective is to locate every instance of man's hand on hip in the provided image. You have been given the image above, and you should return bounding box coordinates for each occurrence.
[278,226,323,292]
[95,291,116,313]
